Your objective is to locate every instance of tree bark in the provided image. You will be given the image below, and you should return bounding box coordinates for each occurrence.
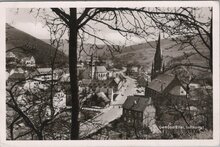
[69,8,79,140]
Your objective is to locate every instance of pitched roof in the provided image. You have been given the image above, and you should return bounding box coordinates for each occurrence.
[96,92,110,103]
[114,77,121,84]
[119,74,126,80]
[6,52,16,58]
[147,74,176,93]
[122,96,151,112]
[9,73,25,81]
[22,56,34,61]
[81,79,92,86]
[96,66,107,73]
[89,79,112,87]
[37,68,52,74]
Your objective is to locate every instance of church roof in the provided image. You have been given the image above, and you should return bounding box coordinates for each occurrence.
[147,74,176,93]
[96,66,107,73]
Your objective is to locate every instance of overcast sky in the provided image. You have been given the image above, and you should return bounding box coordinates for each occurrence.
[6,8,211,45]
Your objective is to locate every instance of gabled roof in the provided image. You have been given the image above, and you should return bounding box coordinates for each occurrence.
[96,66,107,73]
[122,96,151,112]
[6,52,16,58]
[118,74,126,80]
[147,74,176,93]
[37,68,52,74]
[10,68,24,74]
[96,92,110,103]
[22,56,35,61]
[114,77,121,84]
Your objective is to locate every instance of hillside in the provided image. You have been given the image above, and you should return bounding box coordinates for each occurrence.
[43,39,118,61]
[42,30,210,76]
[6,24,68,67]
[114,37,210,72]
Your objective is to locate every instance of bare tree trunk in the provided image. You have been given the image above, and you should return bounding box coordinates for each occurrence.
[69,8,79,140]
[37,132,43,140]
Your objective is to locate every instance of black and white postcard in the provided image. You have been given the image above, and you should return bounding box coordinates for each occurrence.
[0,1,219,147]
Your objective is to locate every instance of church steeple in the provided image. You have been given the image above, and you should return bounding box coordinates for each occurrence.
[151,34,163,79]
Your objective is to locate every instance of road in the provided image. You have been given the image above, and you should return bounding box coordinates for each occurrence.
[79,72,138,138]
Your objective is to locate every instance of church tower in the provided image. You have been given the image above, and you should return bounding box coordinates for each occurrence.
[151,34,163,80]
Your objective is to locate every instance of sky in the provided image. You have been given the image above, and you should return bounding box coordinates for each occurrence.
[6,8,211,46]
[6,8,147,45]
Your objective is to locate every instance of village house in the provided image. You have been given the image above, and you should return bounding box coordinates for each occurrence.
[9,68,25,76]
[112,76,125,92]
[95,66,108,80]
[83,92,111,108]
[6,52,18,68]
[122,96,161,134]
[53,90,66,113]
[34,68,59,81]
[108,68,121,78]
[23,79,49,92]
[78,76,126,104]
[21,56,36,68]
[85,79,114,102]
[7,72,26,88]
[6,51,16,59]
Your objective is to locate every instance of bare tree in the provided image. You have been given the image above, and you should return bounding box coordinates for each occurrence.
[9,7,212,140]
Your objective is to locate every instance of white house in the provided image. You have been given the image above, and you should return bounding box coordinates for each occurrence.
[6,52,16,59]
[95,66,108,80]
[21,56,36,67]
[53,90,66,113]
[9,68,24,75]
[35,68,59,81]
[6,52,17,67]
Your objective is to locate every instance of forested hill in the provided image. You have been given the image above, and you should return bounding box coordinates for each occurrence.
[6,24,68,67]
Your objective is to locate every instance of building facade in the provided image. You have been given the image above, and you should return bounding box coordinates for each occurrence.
[122,96,156,128]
